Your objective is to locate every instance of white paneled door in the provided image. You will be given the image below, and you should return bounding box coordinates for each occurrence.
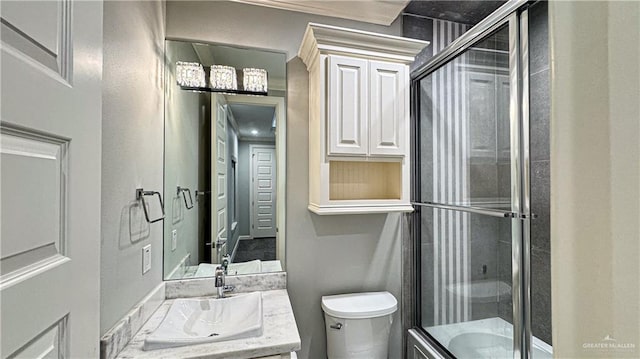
[211,95,227,263]
[0,1,103,358]
[250,145,276,238]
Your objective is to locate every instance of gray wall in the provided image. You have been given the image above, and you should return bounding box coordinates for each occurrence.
[167,2,404,358]
[100,0,166,335]
[548,2,640,354]
[237,141,251,237]
[163,41,208,278]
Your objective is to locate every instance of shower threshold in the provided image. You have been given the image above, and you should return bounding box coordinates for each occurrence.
[427,317,552,359]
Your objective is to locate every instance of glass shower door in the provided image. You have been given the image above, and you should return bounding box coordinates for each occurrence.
[414,23,521,359]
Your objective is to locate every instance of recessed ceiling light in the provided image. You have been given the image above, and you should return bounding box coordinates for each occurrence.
[251,129,258,135]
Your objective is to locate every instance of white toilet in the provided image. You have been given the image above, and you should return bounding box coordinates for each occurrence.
[321,291,398,359]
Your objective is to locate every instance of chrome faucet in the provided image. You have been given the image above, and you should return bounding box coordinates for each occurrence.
[214,266,235,298]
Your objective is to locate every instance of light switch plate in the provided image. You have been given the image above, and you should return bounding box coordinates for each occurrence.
[142,244,151,274]
[171,229,177,251]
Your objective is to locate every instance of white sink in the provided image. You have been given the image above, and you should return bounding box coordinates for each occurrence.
[143,292,263,350]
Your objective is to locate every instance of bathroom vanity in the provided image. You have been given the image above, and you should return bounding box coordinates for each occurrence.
[101,273,300,359]
[117,291,299,358]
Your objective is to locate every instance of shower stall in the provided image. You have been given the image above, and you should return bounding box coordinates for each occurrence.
[407,1,551,358]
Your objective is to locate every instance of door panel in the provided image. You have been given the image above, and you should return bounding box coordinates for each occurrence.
[0,1,103,357]
[250,146,276,238]
[1,0,72,80]
[9,319,66,359]
[1,132,65,269]
[211,95,227,263]
[328,55,368,156]
[468,73,498,160]
[369,60,406,156]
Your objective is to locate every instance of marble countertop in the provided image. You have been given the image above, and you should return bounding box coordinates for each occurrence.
[116,290,301,359]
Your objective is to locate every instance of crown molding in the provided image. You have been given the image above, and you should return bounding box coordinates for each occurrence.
[298,22,429,69]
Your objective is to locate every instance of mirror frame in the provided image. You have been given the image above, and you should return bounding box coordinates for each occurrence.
[163,39,287,279]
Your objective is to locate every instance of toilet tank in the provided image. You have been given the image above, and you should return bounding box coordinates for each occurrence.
[321,292,397,359]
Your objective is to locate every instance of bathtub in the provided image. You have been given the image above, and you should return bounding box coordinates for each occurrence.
[427,317,553,359]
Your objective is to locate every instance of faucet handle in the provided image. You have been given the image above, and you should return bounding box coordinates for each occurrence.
[214,266,225,287]
[221,255,230,274]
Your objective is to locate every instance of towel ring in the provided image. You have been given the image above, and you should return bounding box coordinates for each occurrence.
[136,188,165,223]
[177,186,194,210]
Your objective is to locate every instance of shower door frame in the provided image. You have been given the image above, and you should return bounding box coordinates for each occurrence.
[407,1,533,358]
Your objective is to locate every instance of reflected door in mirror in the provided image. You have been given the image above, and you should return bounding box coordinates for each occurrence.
[213,95,228,264]
[250,145,276,238]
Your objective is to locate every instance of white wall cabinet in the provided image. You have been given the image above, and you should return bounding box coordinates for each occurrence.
[299,23,428,215]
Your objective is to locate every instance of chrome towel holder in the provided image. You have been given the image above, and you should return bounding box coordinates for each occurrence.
[177,186,194,210]
[136,188,165,223]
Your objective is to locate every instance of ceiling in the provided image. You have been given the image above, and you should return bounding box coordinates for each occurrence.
[228,104,276,140]
[403,1,506,25]
[228,0,410,26]
[226,0,505,27]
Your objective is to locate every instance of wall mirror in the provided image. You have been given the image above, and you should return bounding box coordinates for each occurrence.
[163,39,286,280]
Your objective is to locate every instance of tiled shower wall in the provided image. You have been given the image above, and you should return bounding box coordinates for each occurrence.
[527,1,551,345]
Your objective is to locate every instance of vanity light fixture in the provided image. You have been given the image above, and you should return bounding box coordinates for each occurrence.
[210,65,238,90]
[175,63,267,96]
[175,61,206,87]
[243,68,268,93]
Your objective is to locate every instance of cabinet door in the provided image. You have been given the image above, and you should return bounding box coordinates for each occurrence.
[328,55,368,156]
[369,60,407,156]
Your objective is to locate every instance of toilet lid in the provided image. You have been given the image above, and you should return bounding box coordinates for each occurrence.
[321,291,397,319]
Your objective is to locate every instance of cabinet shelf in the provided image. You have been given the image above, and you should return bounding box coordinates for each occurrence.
[308,203,414,215]
[329,161,401,200]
